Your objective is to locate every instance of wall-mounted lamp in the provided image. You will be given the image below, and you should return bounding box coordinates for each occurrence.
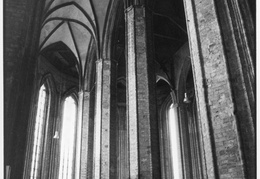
[183,92,191,103]
[53,131,59,139]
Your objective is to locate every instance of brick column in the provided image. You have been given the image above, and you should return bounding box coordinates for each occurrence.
[125,5,160,179]
[80,90,95,179]
[183,0,247,178]
[214,1,255,178]
[93,59,117,179]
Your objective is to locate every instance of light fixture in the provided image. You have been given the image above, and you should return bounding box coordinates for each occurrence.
[53,131,59,139]
[183,92,191,103]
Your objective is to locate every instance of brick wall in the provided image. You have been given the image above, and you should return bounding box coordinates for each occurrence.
[214,1,255,178]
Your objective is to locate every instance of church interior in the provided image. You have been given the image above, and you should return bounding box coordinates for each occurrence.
[4,0,255,178]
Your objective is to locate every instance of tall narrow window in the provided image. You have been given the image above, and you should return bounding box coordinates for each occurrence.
[30,84,49,179]
[168,103,182,179]
[58,96,77,179]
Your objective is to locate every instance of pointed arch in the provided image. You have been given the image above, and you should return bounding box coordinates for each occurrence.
[58,94,78,179]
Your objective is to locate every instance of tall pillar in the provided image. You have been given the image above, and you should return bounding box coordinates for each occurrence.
[125,5,160,179]
[93,59,117,179]
[213,1,255,178]
[80,90,95,179]
[183,0,253,178]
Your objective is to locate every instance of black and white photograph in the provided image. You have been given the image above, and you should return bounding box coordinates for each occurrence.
[3,0,256,178]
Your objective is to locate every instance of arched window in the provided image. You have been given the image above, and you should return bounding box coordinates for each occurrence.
[168,103,182,179]
[58,96,77,179]
[160,93,204,179]
[30,84,49,179]
[159,93,184,179]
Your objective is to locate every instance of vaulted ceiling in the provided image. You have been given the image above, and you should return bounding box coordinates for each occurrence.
[39,0,188,90]
[39,0,115,82]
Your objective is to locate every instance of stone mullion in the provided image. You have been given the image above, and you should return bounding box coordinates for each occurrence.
[126,5,160,179]
[184,0,246,178]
